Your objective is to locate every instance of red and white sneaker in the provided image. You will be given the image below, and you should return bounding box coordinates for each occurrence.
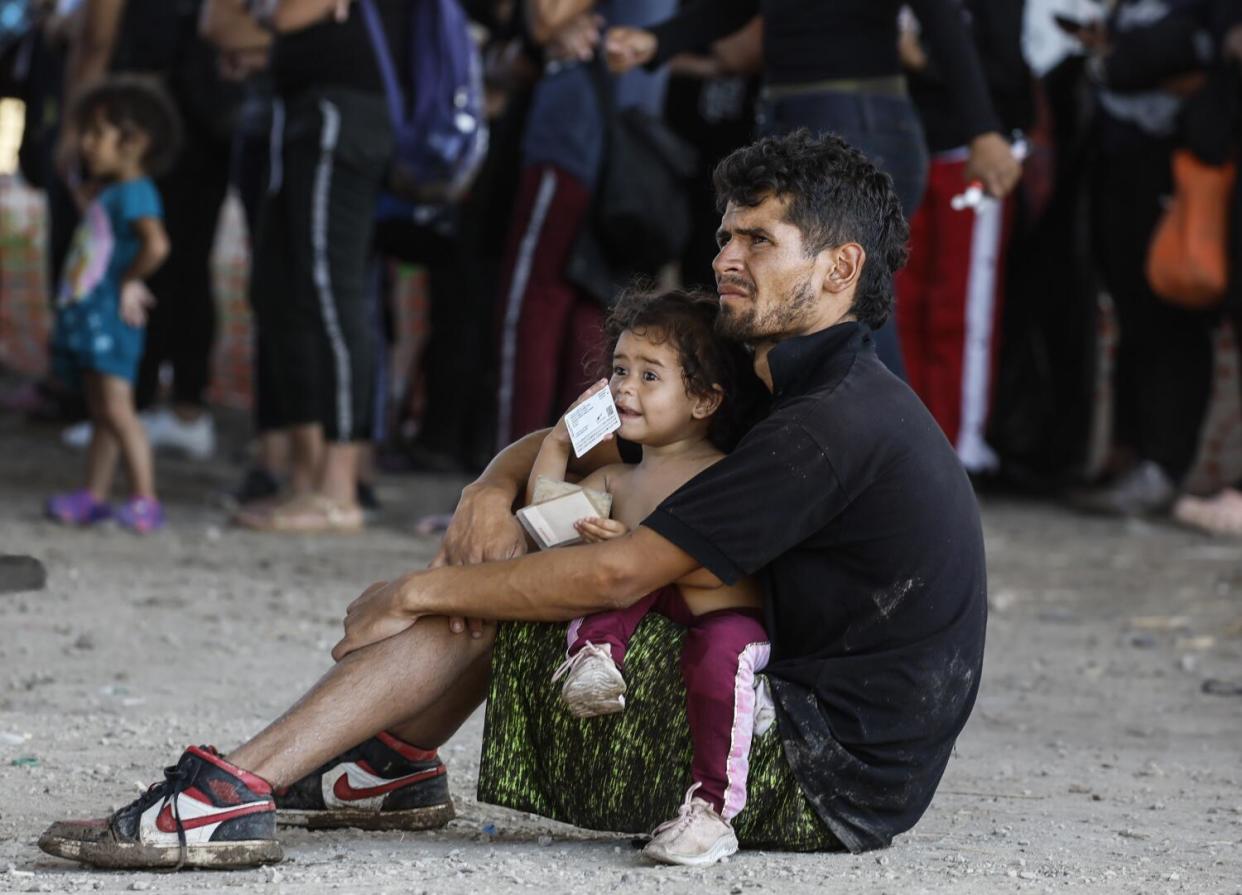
[275,731,455,831]
[38,746,281,869]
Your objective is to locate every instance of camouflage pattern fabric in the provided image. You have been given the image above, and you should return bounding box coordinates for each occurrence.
[478,616,843,851]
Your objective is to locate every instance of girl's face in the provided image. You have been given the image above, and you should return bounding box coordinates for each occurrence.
[609,328,718,447]
[79,112,145,180]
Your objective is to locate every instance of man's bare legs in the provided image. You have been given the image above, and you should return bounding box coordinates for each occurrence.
[227,617,494,787]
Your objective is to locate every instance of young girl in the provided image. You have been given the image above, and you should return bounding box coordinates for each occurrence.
[527,289,768,866]
[46,77,180,534]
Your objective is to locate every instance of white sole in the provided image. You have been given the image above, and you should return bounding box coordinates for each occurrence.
[277,801,455,831]
[40,832,282,869]
[643,833,739,867]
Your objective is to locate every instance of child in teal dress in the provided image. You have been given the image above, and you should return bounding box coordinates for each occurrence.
[46,77,180,534]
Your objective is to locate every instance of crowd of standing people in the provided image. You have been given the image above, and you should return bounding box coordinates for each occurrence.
[0,0,1240,875]
[0,0,1240,535]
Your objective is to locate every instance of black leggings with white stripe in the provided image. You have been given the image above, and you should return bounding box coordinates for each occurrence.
[250,87,393,442]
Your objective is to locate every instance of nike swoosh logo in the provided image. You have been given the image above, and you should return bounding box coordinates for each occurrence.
[332,766,445,802]
[155,801,273,834]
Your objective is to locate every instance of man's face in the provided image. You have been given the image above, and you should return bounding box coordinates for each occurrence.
[712,194,827,344]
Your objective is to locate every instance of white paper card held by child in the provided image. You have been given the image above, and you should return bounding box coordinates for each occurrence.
[564,387,621,458]
[517,489,604,549]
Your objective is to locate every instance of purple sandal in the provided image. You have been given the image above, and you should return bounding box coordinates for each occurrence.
[115,497,165,535]
[46,490,112,526]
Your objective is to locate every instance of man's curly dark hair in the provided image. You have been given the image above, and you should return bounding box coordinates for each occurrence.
[602,288,767,453]
[712,129,909,328]
[72,75,183,178]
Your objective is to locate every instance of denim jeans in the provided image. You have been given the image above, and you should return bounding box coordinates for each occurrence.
[758,90,930,379]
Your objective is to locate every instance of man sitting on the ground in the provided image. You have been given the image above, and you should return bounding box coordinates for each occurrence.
[39,130,988,869]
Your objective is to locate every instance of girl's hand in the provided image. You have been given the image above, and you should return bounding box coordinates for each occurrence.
[551,379,612,449]
[119,281,156,327]
[575,516,628,543]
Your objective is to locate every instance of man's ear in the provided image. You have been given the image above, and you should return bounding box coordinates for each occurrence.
[823,243,866,295]
[692,385,725,420]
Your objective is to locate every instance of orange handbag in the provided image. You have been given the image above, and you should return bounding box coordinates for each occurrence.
[1145,149,1236,309]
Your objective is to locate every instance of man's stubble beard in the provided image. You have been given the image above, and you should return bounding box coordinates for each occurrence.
[716,277,818,343]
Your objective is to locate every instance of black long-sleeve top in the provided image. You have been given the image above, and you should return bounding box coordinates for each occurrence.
[648,0,1002,139]
[909,0,1032,152]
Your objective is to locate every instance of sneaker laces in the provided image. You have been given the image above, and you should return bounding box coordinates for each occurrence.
[550,641,612,684]
[649,783,704,839]
[118,752,202,871]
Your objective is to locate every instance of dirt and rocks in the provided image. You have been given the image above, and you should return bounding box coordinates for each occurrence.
[0,409,1240,895]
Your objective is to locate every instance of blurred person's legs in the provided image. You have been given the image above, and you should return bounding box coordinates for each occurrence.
[759,85,929,381]
[241,88,392,531]
[897,152,1013,474]
[1076,138,1213,515]
[495,164,595,447]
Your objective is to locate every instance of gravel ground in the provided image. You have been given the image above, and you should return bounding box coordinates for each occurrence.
[1,408,1241,895]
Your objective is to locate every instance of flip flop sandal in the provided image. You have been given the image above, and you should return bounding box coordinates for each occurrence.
[236,494,364,534]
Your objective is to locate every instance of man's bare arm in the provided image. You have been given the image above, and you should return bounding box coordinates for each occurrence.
[334,526,699,659]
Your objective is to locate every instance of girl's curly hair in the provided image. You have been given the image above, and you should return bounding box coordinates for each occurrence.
[72,75,183,178]
[602,288,766,452]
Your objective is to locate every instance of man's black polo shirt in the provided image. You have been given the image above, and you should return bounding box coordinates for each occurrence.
[643,321,987,852]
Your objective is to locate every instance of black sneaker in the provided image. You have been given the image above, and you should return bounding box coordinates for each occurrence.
[356,480,382,512]
[38,746,281,870]
[275,732,454,831]
[230,468,281,507]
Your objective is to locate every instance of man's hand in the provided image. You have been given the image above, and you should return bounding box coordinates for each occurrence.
[119,280,156,327]
[964,132,1022,199]
[603,26,657,73]
[574,516,627,543]
[547,11,602,63]
[332,574,419,661]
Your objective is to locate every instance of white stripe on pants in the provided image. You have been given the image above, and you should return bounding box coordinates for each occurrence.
[496,167,559,449]
[955,197,1004,473]
[311,99,353,440]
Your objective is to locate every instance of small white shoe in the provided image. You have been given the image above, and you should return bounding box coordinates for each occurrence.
[551,642,626,718]
[60,420,93,450]
[147,410,215,460]
[643,784,739,867]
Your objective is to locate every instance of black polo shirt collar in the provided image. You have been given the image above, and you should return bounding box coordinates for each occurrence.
[766,320,872,401]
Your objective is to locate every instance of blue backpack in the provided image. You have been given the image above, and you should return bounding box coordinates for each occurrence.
[359,0,488,206]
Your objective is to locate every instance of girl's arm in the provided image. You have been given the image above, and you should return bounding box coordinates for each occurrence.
[525,425,573,505]
[125,218,170,282]
[524,379,612,505]
[117,217,169,327]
